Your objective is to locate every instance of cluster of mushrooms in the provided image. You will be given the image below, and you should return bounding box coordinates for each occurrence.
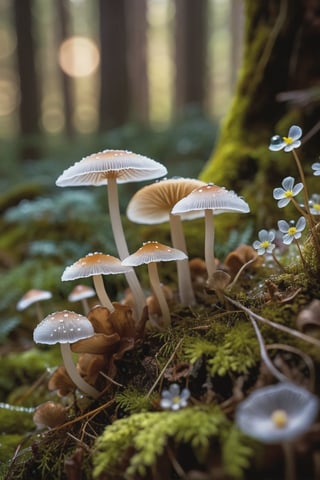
[31,149,251,401]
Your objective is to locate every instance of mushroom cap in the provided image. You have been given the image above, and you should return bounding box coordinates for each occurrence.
[62,252,133,281]
[33,401,67,429]
[33,310,95,345]
[17,289,52,311]
[171,183,250,216]
[68,284,96,302]
[56,149,167,186]
[127,177,206,224]
[122,241,188,267]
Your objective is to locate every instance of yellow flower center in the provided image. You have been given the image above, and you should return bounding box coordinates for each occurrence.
[313,203,320,211]
[271,409,288,428]
[284,190,293,198]
[288,227,297,236]
[283,136,293,145]
[261,241,270,249]
[172,396,181,405]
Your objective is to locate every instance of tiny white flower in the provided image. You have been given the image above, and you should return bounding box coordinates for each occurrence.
[278,216,306,245]
[269,125,302,152]
[235,383,319,444]
[309,194,320,215]
[311,162,320,176]
[160,383,190,411]
[273,176,303,208]
[253,229,276,255]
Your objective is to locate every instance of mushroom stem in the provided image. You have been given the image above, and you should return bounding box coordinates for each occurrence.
[204,209,216,280]
[169,214,195,305]
[147,262,171,328]
[60,343,100,398]
[35,302,44,323]
[92,275,115,313]
[81,298,90,315]
[107,178,146,319]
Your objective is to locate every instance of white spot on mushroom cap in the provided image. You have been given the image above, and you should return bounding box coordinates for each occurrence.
[33,310,95,345]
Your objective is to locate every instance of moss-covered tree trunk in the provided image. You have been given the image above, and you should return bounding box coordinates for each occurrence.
[200,0,320,227]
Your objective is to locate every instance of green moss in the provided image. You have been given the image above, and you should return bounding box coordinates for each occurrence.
[0,405,34,434]
[93,406,253,479]
[0,347,61,401]
[0,433,25,463]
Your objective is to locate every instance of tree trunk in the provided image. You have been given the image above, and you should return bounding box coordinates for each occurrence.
[56,0,73,137]
[174,0,208,113]
[99,0,129,130]
[125,0,149,124]
[14,0,41,157]
[200,0,320,227]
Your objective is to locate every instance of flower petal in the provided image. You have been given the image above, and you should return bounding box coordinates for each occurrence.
[278,198,290,208]
[292,183,303,195]
[278,220,289,232]
[273,188,285,200]
[282,176,295,190]
[296,216,306,232]
[288,125,302,140]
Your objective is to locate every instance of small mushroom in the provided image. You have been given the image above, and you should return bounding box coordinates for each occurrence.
[33,401,67,429]
[127,177,206,305]
[56,149,167,320]
[171,183,250,281]
[62,252,132,314]
[16,288,52,322]
[122,241,187,327]
[33,310,100,398]
[68,284,96,314]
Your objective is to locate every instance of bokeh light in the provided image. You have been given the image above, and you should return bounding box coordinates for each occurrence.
[58,36,100,78]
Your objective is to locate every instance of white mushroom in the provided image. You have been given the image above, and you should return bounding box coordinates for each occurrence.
[127,178,206,305]
[56,149,167,320]
[62,252,132,314]
[68,285,96,314]
[122,241,187,327]
[171,183,250,281]
[16,288,52,322]
[33,310,100,398]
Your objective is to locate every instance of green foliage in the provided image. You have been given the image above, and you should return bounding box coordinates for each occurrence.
[115,386,156,414]
[221,425,254,478]
[93,406,253,479]
[0,347,61,401]
[183,320,259,376]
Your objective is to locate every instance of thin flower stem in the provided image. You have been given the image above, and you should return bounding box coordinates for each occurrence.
[292,150,320,255]
[294,239,308,270]
[272,252,285,271]
[292,149,313,221]
[282,442,296,480]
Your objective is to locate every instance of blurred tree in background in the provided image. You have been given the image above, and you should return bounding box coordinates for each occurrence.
[200,0,320,226]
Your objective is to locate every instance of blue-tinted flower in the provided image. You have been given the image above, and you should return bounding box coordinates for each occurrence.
[160,383,190,411]
[309,194,320,215]
[311,162,320,176]
[273,176,303,208]
[235,383,318,444]
[269,125,302,152]
[278,216,306,245]
[253,229,276,255]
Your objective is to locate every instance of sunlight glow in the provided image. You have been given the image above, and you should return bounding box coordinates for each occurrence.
[58,36,100,78]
